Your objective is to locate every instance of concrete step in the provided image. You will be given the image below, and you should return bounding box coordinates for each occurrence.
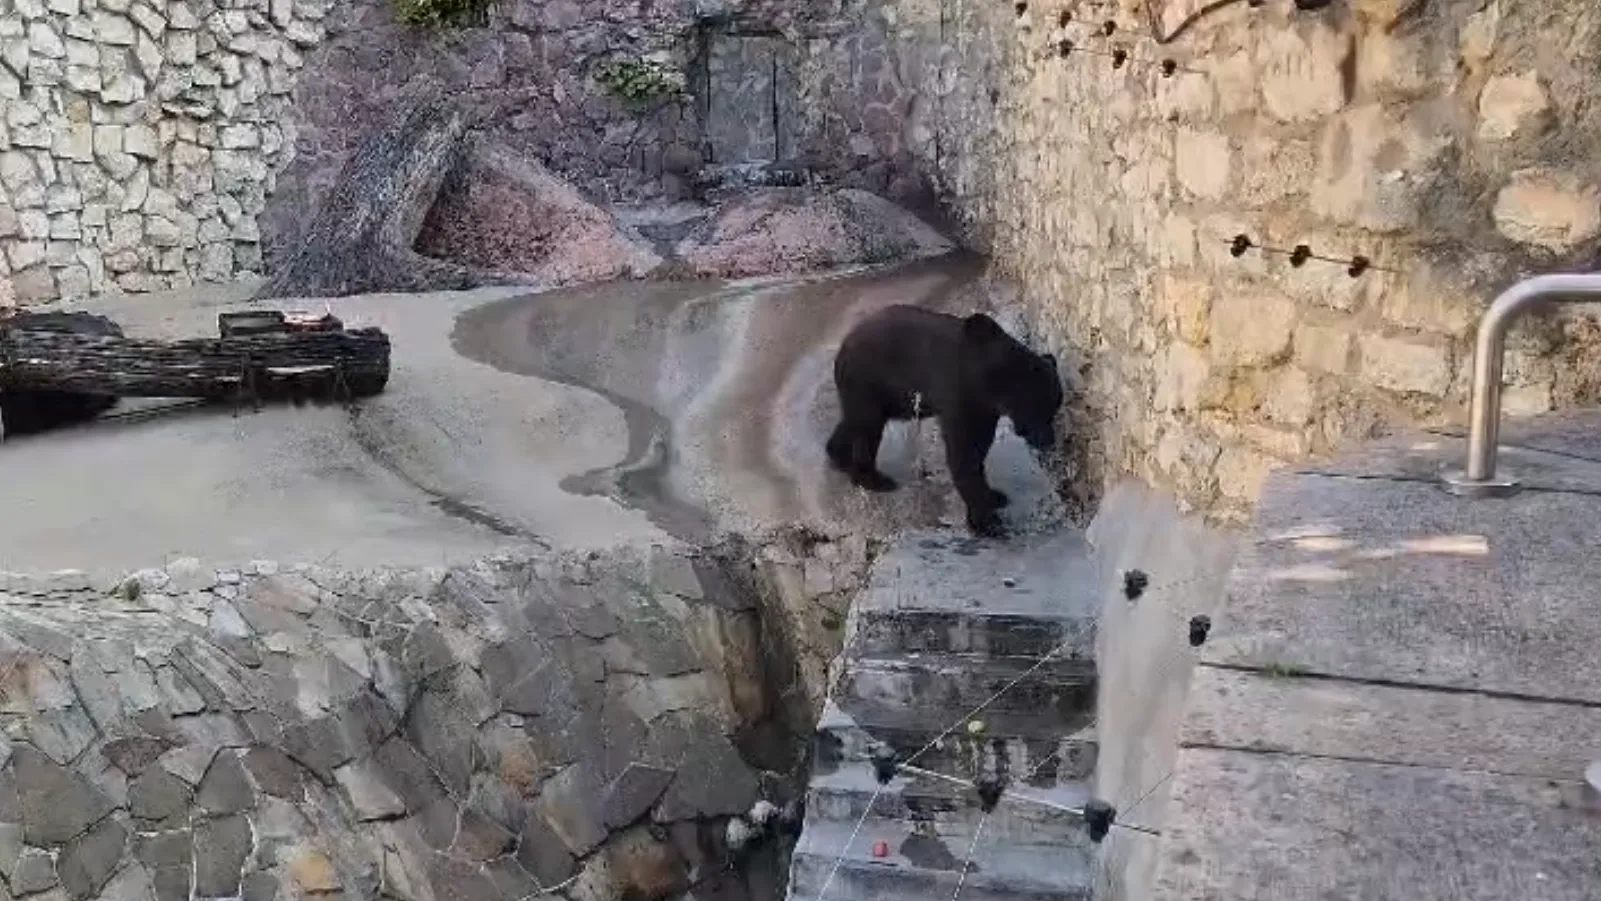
[847,606,1096,663]
[806,762,1097,850]
[833,653,1096,728]
[787,815,1094,901]
[814,701,1098,791]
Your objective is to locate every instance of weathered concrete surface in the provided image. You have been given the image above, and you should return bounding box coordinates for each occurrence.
[0,543,837,901]
[1082,482,1239,901]
[789,528,1103,901]
[1150,408,1601,900]
[1,255,1067,575]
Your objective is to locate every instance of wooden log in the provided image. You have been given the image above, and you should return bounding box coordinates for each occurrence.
[255,99,487,300]
[0,328,391,401]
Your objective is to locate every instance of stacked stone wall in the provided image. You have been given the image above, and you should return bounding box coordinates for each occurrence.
[896,0,1601,518]
[0,0,333,304]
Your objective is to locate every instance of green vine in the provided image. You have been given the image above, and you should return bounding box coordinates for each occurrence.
[593,57,686,106]
[393,0,491,30]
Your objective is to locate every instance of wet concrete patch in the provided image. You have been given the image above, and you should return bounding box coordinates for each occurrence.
[449,254,1059,540]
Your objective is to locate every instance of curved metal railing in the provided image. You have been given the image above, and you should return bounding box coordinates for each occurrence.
[1442,273,1601,498]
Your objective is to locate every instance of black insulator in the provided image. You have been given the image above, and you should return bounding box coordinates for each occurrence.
[1058,39,1074,57]
[1122,569,1148,600]
[1348,255,1371,278]
[870,744,899,784]
[1229,234,1252,257]
[1111,48,1128,69]
[1084,800,1116,843]
[1188,615,1212,647]
[1102,19,1116,35]
[1058,9,1071,26]
[1290,244,1312,268]
[975,774,1006,813]
[1160,59,1178,78]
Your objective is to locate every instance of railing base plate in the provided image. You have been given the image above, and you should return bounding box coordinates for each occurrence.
[1440,469,1521,498]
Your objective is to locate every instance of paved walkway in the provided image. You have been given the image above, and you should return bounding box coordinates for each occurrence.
[1148,409,1601,900]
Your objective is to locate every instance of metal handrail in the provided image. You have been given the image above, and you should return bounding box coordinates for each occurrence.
[1442,273,1601,498]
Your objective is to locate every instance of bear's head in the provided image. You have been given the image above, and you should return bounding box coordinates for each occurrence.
[962,313,1064,452]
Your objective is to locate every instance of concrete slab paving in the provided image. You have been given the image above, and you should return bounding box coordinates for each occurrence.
[1,254,1069,574]
[1149,408,1601,901]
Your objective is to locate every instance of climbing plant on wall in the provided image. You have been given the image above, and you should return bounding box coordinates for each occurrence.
[392,0,491,30]
[593,56,687,106]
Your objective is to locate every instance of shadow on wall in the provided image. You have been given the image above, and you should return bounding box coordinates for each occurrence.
[1084,479,1240,901]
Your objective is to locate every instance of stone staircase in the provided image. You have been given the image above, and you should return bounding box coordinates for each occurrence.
[787,528,1103,901]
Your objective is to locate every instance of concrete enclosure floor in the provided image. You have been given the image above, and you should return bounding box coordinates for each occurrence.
[0,255,1071,574]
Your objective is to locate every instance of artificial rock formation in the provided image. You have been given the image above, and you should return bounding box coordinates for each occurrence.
[674,188,954,279]
[0,542,830,901]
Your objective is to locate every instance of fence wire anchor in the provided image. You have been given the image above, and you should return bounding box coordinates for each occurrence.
[870,744,900,785]
[1083,799,1116,843]
[1121,569,1148,601]
[974,774,1006,813]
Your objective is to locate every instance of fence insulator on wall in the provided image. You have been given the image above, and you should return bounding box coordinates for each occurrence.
[1225,234,1392,278]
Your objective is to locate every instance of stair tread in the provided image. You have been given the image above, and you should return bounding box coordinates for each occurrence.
[852,528,1100,621]
[843,652,1096,680]
[791,813,1094,896]
[820,693,1097,741]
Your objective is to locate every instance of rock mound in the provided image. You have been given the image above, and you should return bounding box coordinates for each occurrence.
[417,144,663,288]
[674,188,955,279]
[0,546,806,901]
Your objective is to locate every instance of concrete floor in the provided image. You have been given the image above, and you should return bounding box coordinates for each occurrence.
[1,255,1070,574]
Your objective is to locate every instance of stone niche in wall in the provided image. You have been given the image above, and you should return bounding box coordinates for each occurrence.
[691,6,929,205]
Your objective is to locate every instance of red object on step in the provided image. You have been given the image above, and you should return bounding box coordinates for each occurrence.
[872,840,889,859]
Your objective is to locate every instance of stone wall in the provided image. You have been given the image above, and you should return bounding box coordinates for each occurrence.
[895,0,1601,519]
[0,0,331,304]
[0,536,873,901]
[261,0,935,269]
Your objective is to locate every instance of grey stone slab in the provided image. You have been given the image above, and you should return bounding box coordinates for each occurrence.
[128,767,193,828]
[530,763,607,857]
[241,747,303,800]
[1208,470,1601,703]
[404,688,475,796]
[1151,748,1601,901]
[192,814,250,897]
[371,738,447,813]
[12,747,116,846]
[195,750,256,816]
[101,737,172,777]
[452,807,517,862]
[602,763,675,829]
[336,760,407,821]
[1182,666,1601,781]
[57,815,127,898]
[10,846,58,894]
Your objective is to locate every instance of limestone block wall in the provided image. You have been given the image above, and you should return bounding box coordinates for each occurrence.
[0,0,329,304]
[902,0,1601,519]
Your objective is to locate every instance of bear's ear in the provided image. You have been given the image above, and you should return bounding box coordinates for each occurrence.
[962,313,1007,345]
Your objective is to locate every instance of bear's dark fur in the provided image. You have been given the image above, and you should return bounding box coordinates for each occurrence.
[825,304,1064,538]
[0,311,123,439]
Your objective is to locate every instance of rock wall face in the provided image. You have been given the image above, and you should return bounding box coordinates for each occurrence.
[260,0,938,269]
[0,540,869,901]
[896,0,1601,519]
[0,0,331,304]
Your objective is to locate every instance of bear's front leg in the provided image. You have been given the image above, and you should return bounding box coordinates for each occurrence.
[941,412,1005,538]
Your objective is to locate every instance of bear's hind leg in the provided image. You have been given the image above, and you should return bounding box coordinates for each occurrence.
[825,421,854,472]
[844,408,897,492]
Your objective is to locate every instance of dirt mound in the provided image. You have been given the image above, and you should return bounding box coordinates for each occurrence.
[675,188,955,279]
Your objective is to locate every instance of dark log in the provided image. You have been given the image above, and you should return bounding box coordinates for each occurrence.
[255,99,487,300]
[0,311,124,437]
[0,328,391,401]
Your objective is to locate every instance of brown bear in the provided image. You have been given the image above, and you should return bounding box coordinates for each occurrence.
[825,305,1064,537]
